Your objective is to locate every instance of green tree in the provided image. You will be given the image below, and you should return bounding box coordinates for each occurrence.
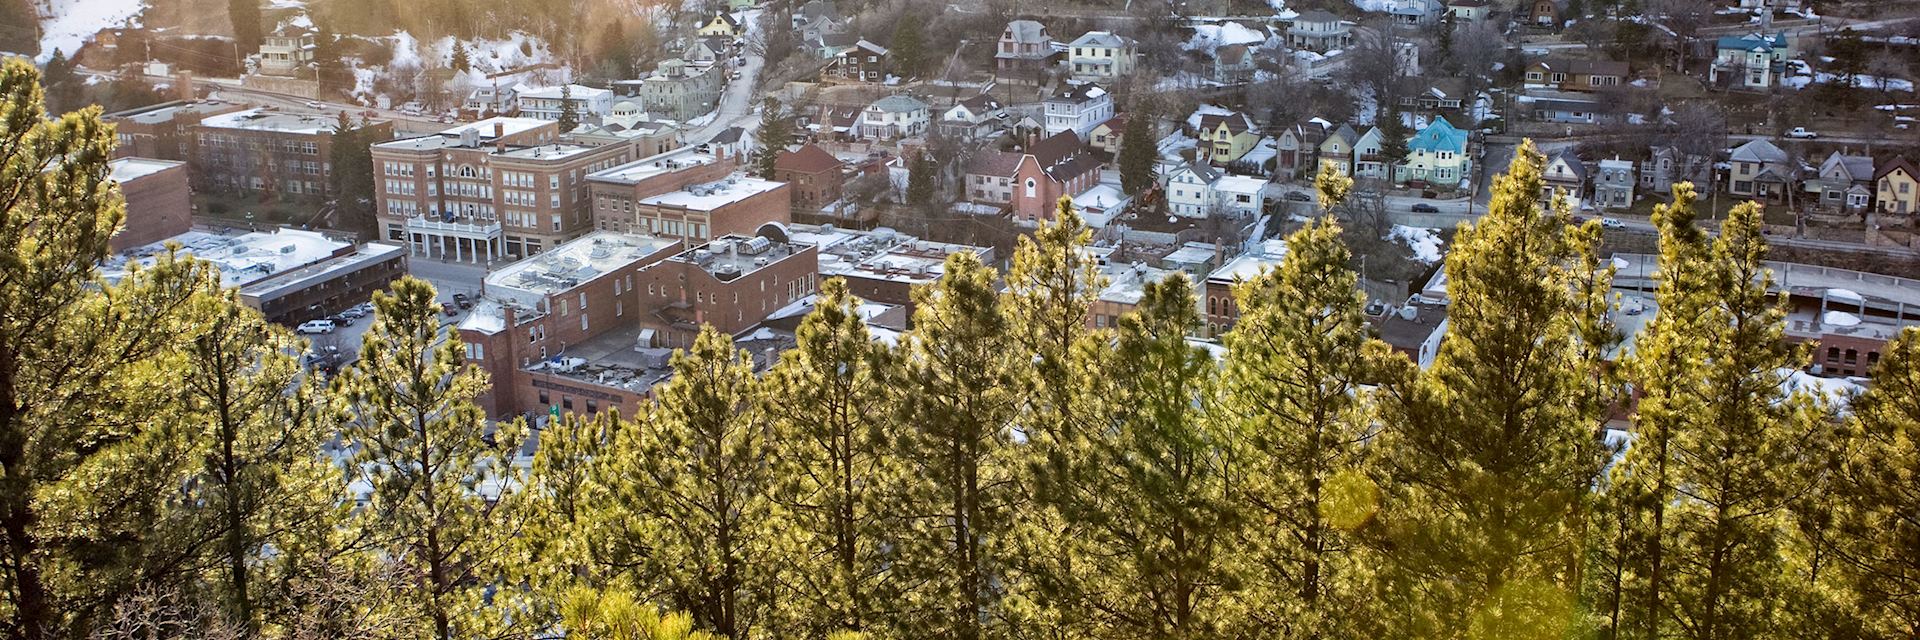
[764,279,902,636]
[1372,141,1612,640]
[1118,110,1158,196]
[329,113,379,235]
[450,42,471,73]
[338,277,525,640]
[0,59,221,639]
[1834,326,1920,638]
[890,15,927,79]
[754,98,789,179]
[557,84,580,133]
[602,327,777,639]
[1221,176,1400,637]
[314,21,351,97]
[894,251,1020,640]
[504,411,627,630]
[39,49,82,114]
[1376,107,1410,184]
[229,0,262,55]
[560,587,722,640]
[906,153,937,207]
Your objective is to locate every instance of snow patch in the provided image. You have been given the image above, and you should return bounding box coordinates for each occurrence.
[28,0,148,63]
[1182,22,1268,54]
[1822,310,1861,327]
[1390,225,1445,263]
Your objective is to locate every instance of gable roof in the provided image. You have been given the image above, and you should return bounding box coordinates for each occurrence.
[798,0,841,23]
[1406,116,1468,154]
[1547,152,1588,182]
[1292,9,1345,23]
[1199,112,1254,135]
[1070,31,1129,48]
[1216,43,1254,64]
[1715,31,1787,52]
[846,39,889,56]
[958,93,1003,113]
[1322,123,1358,147]
[1030,130,1085,166]
[1176,162,1223,183]
[1876,155,1919,182]
[1048,83,1109,104]
[709,11,742,28]
[710,126,746,144]
[1531,57,1629,77]
[1729,139,1787,164]
[1820,151,1875,182]
[775,144,844,174]
[1003,20,1050,44]
[869,95,928,113]
[967,151,1024,177]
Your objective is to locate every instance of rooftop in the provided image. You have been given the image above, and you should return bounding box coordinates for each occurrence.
[1207,239,1289,284]
[104,228,350,288]
[486,231,680,301]
[237,242,405,300]
[198,108,349,135]
[1098,261,1181,306]
[804,224,991,285]
[588,147,724,185]
[674,234,804,280]
[518,84,613,100]
[639,175,784,210]
[111,100,243,126]
[109,157,184,182]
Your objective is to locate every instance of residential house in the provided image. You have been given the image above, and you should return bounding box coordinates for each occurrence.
[1067,31,1137,83]
[1166,162,1222,218]
[1352,126,1392,181]
[831,40,890,82]
[1213,175,1268,217]
[1274,121,1329,176]
[1728,139,1792,203]
[964,151,1021,208]
[698,11,745,39]
[996,20,1059,85]
[516,84,615,125]
[1529,0,1563,26]
[1876,155,1919,215]
[1808,151,1875,212]
[1711,32,1790,90]
[1399,78,1486,119]
[1379,0,1445,25]
[1196,111,1260,166]
[773,144,847,213]
[1524,58,1629,92]
[1212,44,1258,85]
[1594,157,1635,209]
[859,95,930,140]
[1528,90,1609,124]
[1088,115,1127,158]
[1640,146,1709,197]
[1400,117,1471,187]
[1543,152,1588,205]
[1287,10,1353,53]
[1317,124,1359,176]
[793,0,847,42]
[941,94,1008,140]
[811,32,859,59]
[1447,0,1491,21]
[1043,83,1114,138]
[682,37,728,65]
[255,24,315,77]
[638,59,724,121]
[464,85,517,116]
[1008,131,1103,224]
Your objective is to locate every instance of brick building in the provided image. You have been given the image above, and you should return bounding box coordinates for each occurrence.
[194,108,394,200]
[772,144,846,214]
[103,228,406,325]
[372,118,640,262]
[108,158,192,252]
[792,224,995,317]
[106,100,247,161]
[1201,239,1288,339]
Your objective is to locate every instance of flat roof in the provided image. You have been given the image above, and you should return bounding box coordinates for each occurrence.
[1099,262,1181,305]
[374,117,553,151]
[495,143,604,161]
[588,147,723,185]
[639,176,783,211]
[487,231,680,299]
[675,235,803,279]
[1207,240,1289,284]
[112,100,243,125]
[109,157,185,182]
[197,108,349,135]
[104,228,351,289]
[811,226,988,285]
[238,242,405,300]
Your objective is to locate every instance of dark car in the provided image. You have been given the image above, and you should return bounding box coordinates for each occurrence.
[453,292,473,309]
[442,302,458,317]
[1284,191,1313,202]
[1410,203,1440,213]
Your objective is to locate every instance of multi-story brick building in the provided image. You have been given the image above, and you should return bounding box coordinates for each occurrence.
[792,223,995,317]
[372,117,640,262]
[772,144,846,214]
[589,146,738,229]
[589,147,789,242]
[1201,239,1289,339]
[103,228,406,325]
[108,158,193,252]
[194,108,394,200]
[106,100,247,161]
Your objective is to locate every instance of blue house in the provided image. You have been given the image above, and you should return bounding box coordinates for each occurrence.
[1401,117,1472,187]
[1710,32,1790,90]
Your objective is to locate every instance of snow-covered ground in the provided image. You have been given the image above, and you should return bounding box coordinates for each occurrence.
[1389,225,1445,263]
[1182,22,1272,54]
[23,0,148,62]
[352,29,559,106]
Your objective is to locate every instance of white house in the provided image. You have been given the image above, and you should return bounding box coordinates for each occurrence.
[1213,175,1268,216]
[859,95,931,140]
[1043,83,1114,138]
[940,94,1007,140]
[1067,31,1137,83]
[515,84,614,125]
[1166,163,1222,218]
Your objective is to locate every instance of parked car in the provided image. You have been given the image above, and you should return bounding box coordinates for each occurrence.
[296,319,337,335]
[304,100,323,109]
[1410,203,1440,213]
[330,313,355,327]
[1786,127,1819,139]
[452,293,473,309]
[302,345,340,367]
[441,302,458,317]
[1283,191,1313,202]
[1601,217,1626,229]
[339,306,369,319]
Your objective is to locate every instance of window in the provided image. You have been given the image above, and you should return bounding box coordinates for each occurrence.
[1025,178,1036,197]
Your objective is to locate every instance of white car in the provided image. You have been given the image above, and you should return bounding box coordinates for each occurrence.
[304,100,323,109]
[296,319,337,335]
[1786,127,1819,139]
[1601,217,1626,229]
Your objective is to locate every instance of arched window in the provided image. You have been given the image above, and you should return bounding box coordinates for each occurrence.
[1025,178,1037,198]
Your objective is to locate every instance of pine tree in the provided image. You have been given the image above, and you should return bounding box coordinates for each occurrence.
[1377,107,1410,184]
[754,98,789,179]
[1372,141,1611,640]
[0,59,223,638]
[894,251,1020,640]
[450,42,471,74]
[229,0,262,54]
[1067,273,1240,637]
[560,587,722,640]
[1221,178,1401,637]
[505,411,627,629]
[330,114,378,235]
[557,84,580,133]
[1655,202,1828,640]
[764,279,902,636]
[890,15,927,79]
[1118,110,1158,196]
[906,153,937,207]
[313,21,350,97]
[178,292,346,631]
[338,277,526,640]
[40,49,81,113]
[601,327,777,639]
[1834,326,1920,637]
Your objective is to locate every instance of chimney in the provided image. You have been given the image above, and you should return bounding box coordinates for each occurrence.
[494,121,505,139]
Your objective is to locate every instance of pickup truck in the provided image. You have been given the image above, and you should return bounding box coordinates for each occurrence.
[1786,127,1819,139]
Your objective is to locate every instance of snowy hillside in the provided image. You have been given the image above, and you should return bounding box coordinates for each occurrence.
[22,0,149,62]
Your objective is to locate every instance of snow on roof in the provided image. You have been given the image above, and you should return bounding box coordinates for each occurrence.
[1823,310,1862,327]
[588,147,722,184]
[1213,175,1268,195]
[1825,288,1864,302]
[1183,22,1269,55]
[641,175,784,210]
[109,158,184,183]
[518,84,612,100]
[1098,262,1180,306]
[104,228,350,289]
[197,108,342,135]
[1207,240,1289,283]
[1185,104,1238,130]
[486,231,680,301]
[1072,184,1128,210]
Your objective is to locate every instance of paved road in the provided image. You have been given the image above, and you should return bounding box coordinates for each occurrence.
[686,12,767,144]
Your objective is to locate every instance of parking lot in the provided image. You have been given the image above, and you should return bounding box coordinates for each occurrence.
[295,255,489,372]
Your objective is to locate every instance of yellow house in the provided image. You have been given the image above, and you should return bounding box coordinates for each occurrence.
[1876,155,1920,215]
[1088,115,1126,157]
[698,12,744,38]
[1197,112,1259,165]
[1317,123,1358,176]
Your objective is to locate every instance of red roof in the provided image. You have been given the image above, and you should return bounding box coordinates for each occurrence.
[774,144,844,174]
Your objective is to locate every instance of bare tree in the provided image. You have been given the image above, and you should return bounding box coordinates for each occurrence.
[1340,21,1415,114]
[1868,50,1911,94]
